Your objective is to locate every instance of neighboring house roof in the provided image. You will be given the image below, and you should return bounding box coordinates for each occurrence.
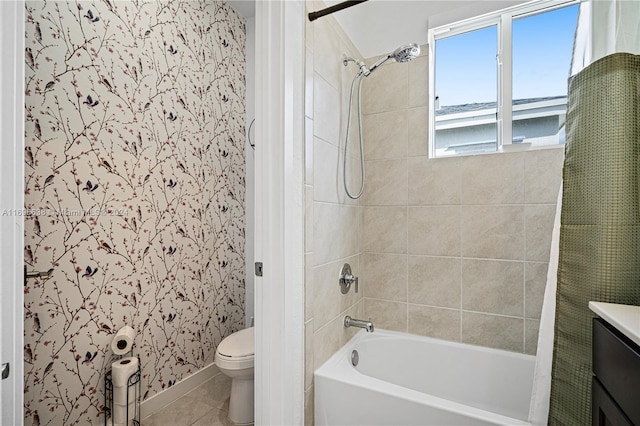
[436,95,566,116]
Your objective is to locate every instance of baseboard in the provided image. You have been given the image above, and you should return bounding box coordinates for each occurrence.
[140,363,220,419]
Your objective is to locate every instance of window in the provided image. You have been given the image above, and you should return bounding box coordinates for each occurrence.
[429,0,579,157]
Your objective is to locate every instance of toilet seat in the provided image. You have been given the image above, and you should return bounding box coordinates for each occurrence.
[215,327,254,370]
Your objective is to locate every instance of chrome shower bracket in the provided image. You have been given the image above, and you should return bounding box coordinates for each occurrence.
[339,263,358,294]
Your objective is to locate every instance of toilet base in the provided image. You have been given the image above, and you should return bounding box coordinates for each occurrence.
[228,377,254,425]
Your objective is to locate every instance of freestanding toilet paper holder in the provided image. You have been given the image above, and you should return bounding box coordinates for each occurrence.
[104,350,141,426]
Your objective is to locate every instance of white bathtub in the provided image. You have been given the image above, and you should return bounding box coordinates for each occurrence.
[315,329,535,426]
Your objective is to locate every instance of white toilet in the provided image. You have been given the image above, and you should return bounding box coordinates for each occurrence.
[215,327,254,425]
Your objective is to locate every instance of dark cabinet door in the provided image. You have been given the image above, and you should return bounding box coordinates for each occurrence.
[592,377,633,426]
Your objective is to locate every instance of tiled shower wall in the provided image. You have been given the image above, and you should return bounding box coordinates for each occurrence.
[360,48,564,354]
[24,1,246,424]
[303,2,366,424]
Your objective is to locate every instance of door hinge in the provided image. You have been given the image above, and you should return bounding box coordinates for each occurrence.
[255,262,263,277]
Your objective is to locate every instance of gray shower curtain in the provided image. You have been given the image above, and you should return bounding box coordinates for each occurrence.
[548,52,640,424]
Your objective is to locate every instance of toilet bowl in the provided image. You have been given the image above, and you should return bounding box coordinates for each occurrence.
[215,327,254,425]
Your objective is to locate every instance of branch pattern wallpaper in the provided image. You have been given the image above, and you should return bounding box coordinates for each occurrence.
[23,1,246,424]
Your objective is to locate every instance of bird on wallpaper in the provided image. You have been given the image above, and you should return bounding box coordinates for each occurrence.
[83,9,100,22]
[44,81,55,91]
[137,206,142,221]
[43,174,54,188]
[167,313,175,322]
[25,47,34,69]
[82,351,97,364]
[24,344,33,363]
[33,313,41,333]
[100,76,113,92]
[83,180,99,192]
[221,94,228,103]
[99,240,113,253]
[167,179,177,188]
[142,246,150,258]
[43,361,53,379]
[34,119,41,139]
[136,280,142,294]
[221,39,229,48]
[220,205,228,213]
[130,293,137,305]
[25,245,34,264]
[177,161,186,173]
[166,246,176,255]
[167,112,177,121]
[99,157,113,173]
[82,265,98,278]
[35,22,42,43]
[178,32,187,45]
[33,216,41,236]
[176,226,186,237]
[31,410,40,426]
[168,45,178,55]
[83,95,99,107]
[220,150,229,158]
[130,217,137,232]
[99,323,112,333]
[25,146,34,167]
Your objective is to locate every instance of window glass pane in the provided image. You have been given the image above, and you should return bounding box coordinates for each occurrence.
[434,25,497,157]
[512,4,579,147]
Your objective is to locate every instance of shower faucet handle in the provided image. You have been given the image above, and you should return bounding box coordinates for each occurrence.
[339,263,358,294]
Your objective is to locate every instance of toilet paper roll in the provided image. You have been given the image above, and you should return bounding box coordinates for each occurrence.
[111,326,136,355]
[112,356,138,387]
[112,356,139,424]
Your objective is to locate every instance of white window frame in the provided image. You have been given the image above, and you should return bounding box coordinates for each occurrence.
[428,0,578,158]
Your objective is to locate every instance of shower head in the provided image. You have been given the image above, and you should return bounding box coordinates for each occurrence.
[391,44,420,63]
[367,43,420,75]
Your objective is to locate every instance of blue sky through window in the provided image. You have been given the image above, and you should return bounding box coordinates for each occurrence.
[435,4,579,107]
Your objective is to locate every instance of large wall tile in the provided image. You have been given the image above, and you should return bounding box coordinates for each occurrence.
[408,106,429,156]
[305,320,314,389]
[525,204,556,262]
[408,305,460,341]
[462,205,525,260]
[408,157,462,205]
[363,110,408,160]
[408,206,461,256]
[525,262,548,319]
[313,317,343,369]
[408,256,461,308]
[312,16,341,88]
[313,74,340,146]
[305,253,314,322]
[524,148,564,204]
[461,312,524,352]
[462,259,524,316]
[364,299,407,332]
[362,62,408,114]
[362,253,407,302]
[363,206,407,254]
[362,159,408,206]
[313,137,340,203]
[408,54,428,108]
[462,152,525,204]
[525,319,540,355]
[314,203,361,265]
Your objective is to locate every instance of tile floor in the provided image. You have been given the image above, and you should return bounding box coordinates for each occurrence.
[141,374,234,426]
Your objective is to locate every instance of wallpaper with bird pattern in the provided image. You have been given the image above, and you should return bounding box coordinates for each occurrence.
[23,1,246,424]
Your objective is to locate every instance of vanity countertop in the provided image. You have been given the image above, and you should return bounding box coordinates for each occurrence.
[589,301,640,347]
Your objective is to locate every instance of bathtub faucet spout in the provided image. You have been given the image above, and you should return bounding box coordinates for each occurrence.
[344,316,374,333]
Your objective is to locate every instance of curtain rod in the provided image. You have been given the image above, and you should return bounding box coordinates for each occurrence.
[308,0,369,22]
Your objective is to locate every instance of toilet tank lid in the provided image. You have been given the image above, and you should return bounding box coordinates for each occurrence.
[217,327,254,357]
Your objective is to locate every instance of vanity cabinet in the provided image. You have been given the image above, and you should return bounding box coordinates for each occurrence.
[592,318,640,426]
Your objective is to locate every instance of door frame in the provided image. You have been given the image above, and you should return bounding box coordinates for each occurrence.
[254,0,305,424]
[0,1,25,425]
